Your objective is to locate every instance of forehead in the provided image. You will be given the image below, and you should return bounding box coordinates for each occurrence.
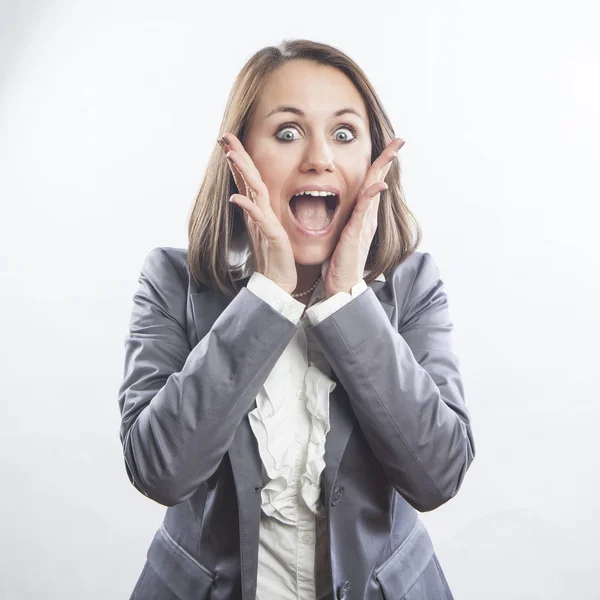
[254,60,368,121]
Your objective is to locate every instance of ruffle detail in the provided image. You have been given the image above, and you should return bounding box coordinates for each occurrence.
[299,366,334,511]
[248,364,336,526]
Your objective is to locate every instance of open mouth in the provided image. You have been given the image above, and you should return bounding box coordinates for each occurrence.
[288,193,339,232]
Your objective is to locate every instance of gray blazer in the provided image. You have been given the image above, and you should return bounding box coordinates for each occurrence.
[118,246,475,600]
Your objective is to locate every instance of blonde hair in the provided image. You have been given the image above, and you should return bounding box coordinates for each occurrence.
[188,38,422,297]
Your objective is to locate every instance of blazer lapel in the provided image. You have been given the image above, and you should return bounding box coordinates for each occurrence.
[322,379,355,506]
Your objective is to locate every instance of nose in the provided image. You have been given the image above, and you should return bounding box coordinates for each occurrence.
[299,137,335,174]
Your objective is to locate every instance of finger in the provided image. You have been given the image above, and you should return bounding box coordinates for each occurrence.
[219,137,248,196]
[352,181,388,219]
[372,149,397,181]
[219,135,258,199]
[358,138,404,196]
[229,193,285,242]
[222,133,265,186]
[367,181,389,204]
[363,182,386,233]
[225,154,248,198]
[372,139,403,174]
[221,133,276,212]
[226,154,252,200]
[225,150,271,211]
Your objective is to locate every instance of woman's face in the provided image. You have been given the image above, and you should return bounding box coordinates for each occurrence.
[243,60,372,267]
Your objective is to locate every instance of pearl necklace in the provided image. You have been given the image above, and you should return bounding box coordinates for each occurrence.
[291,275,322,298]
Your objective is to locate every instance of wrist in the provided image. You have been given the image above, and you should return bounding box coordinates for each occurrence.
[326,288,351,299]
[272,280,296,295]
[261,274,296,295]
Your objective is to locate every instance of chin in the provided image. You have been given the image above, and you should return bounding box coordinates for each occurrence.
[292,243,333,266]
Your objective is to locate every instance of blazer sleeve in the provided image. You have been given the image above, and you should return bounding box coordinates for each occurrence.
[117,248,298,507]
[305,252,475,512]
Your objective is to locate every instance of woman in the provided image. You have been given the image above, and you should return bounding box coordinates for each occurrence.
[118,38,475,600]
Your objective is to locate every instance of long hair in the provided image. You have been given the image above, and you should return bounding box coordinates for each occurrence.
[188,39,422,297]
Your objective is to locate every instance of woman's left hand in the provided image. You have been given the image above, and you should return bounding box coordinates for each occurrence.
[324,137,406,298]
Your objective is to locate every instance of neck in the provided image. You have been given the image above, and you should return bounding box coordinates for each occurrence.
[293,263,322,301]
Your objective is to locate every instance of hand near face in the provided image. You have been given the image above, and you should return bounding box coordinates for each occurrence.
[219,133,299,294]
[323,137,405,298]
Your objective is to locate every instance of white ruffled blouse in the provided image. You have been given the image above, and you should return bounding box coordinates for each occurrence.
[248,333,335,524]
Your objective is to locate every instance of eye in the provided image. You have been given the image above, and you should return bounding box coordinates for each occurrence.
[333,125,357,143]
[275,125,300,142]
[275,123,358,144]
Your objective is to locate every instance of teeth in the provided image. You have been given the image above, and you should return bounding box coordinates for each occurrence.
[295,190,336,197]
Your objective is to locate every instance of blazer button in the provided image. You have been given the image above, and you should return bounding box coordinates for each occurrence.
[337,580,351,599]
[252,484,262,493]
[331,485,344,506]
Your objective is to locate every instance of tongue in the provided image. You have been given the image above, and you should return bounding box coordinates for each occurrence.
[291,196,329,230]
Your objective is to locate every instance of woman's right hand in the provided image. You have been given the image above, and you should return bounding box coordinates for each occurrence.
[220,133,298,294]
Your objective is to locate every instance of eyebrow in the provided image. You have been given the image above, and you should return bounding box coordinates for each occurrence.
[264,105,364,122]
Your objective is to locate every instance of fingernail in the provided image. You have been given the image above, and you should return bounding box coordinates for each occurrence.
[221,134,229,145]
[218,138,224,147]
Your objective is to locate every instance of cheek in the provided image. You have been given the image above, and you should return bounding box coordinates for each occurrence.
[342,154,370,193]
[252,160,291,216]
[345,174,367,205]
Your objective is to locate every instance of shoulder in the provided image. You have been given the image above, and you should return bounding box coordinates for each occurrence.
[134,247,191,332]
[139,246,189,288]
[385,251,447,319]
[387,251,442,293]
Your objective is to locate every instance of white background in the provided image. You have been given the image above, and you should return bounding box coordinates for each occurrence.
[1,0,599,598]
